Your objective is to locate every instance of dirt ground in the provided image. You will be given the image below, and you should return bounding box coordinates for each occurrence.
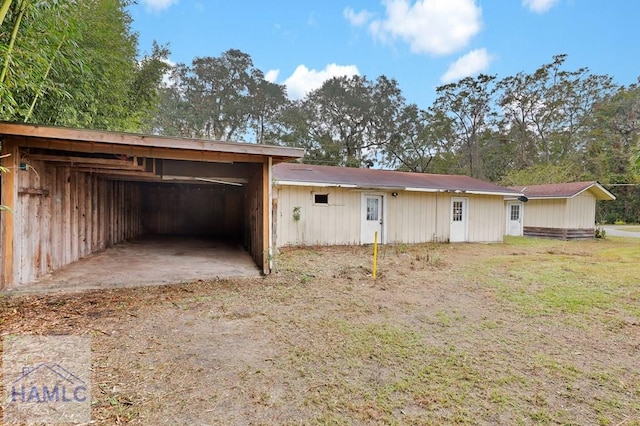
[1,237,639,425]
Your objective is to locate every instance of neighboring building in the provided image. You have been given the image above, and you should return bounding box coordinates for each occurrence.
[0,122,302,289]
[272,163,522,247]
[506,181,616,239]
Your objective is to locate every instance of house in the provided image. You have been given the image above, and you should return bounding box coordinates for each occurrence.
[0,122,303,289]
[506,181,616,239]
[272,163,522,247]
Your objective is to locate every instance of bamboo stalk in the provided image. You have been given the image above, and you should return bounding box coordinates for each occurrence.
[0,0,27,85]
[24,35,66,122]
[0,0,13,27]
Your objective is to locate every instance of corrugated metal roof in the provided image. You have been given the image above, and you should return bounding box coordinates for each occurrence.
[273,163,522,196]
[510,181,616,200]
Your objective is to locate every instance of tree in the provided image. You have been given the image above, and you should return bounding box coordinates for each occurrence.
[152,49,282,141]
[497,55,616,166]
[285,75,405,167]
[383,106,454,173]
[431,74,497,178]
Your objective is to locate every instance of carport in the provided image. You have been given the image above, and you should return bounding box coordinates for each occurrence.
[0,122,303,290]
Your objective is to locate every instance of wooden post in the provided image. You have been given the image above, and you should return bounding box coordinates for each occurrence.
[1,139,19,288]
[262,157,270,274]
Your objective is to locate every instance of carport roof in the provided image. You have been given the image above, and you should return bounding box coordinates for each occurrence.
[509,181,616,201]
[0,122,303,162]
[273,163,522,196]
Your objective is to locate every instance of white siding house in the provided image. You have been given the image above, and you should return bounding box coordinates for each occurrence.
[507,181,616,239]
[273,163,522,247]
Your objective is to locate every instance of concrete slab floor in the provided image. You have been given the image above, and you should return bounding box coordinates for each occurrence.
[9,236,262,294]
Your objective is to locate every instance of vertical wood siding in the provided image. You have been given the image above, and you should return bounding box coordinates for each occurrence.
[274,187,506,246]
[140,184,243,237]
[10,159,142,286]
[244,163,265,270]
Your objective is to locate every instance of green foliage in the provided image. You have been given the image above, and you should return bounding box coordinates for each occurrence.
[0,0,168,131]
[499,163,581,186]
[152,49,284,141]
[292,206,301,222]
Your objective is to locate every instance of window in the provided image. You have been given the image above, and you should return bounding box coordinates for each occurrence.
[366,197,379,221]
[510,204,520,221]
[314,193,329,204]
[452,201,463,222]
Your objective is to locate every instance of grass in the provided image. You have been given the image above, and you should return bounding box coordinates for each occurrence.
[1,237,639,424]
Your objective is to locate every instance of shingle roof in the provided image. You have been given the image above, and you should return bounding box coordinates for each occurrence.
[273,163,521,196]
[509,181,616,200]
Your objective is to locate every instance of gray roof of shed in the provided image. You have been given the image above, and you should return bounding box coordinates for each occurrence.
[273,163,521,196]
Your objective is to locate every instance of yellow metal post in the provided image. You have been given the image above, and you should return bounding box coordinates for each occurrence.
[372,231,378,280]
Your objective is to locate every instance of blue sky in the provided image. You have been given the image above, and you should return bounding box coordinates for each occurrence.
[129,0,640,108]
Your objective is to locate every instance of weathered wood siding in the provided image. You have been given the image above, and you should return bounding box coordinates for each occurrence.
[274,187,506,246]
[141,183,243,237]
[4,157,142,286]
[244,162,267,271]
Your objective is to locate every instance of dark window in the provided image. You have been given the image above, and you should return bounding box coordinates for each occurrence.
[314,194,329,204]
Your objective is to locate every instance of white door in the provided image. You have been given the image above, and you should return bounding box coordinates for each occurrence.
[450,197,468,242]
[361,195,383,244]
[506,201,523,236]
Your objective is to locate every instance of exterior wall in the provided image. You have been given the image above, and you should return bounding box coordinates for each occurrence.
[4,159,142,287]
[565,192,597,229]
[141,183,243,237]
[274,186,506,246]
[467,194,506,242]
[522,199,567,228]
[385,192,449,243]
[244,162,268,272]
[274,186,361,246]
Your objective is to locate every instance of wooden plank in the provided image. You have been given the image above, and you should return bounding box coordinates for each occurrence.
[18,188,50,196]
[17,138,271,163]
[92,175,98,252]
[99,179,106,249]
[52,166,63,270]
[70,171,78,262]
[63,167,71,266]
[262,158,270,274]
[0,122,303,158]
[25,153,143,168]
[1,140,19,288]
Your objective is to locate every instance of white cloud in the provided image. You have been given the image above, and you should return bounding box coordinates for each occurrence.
[440,48,493,83]
[265,69,280,83]
[142,0,179,12]
[367,0,482,56]
[283,64,360,100]
[343,7,374,27]
[522,0,559,13]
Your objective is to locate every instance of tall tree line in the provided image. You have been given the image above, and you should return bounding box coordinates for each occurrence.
[155,52,639,222]
[1,4,638,223]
